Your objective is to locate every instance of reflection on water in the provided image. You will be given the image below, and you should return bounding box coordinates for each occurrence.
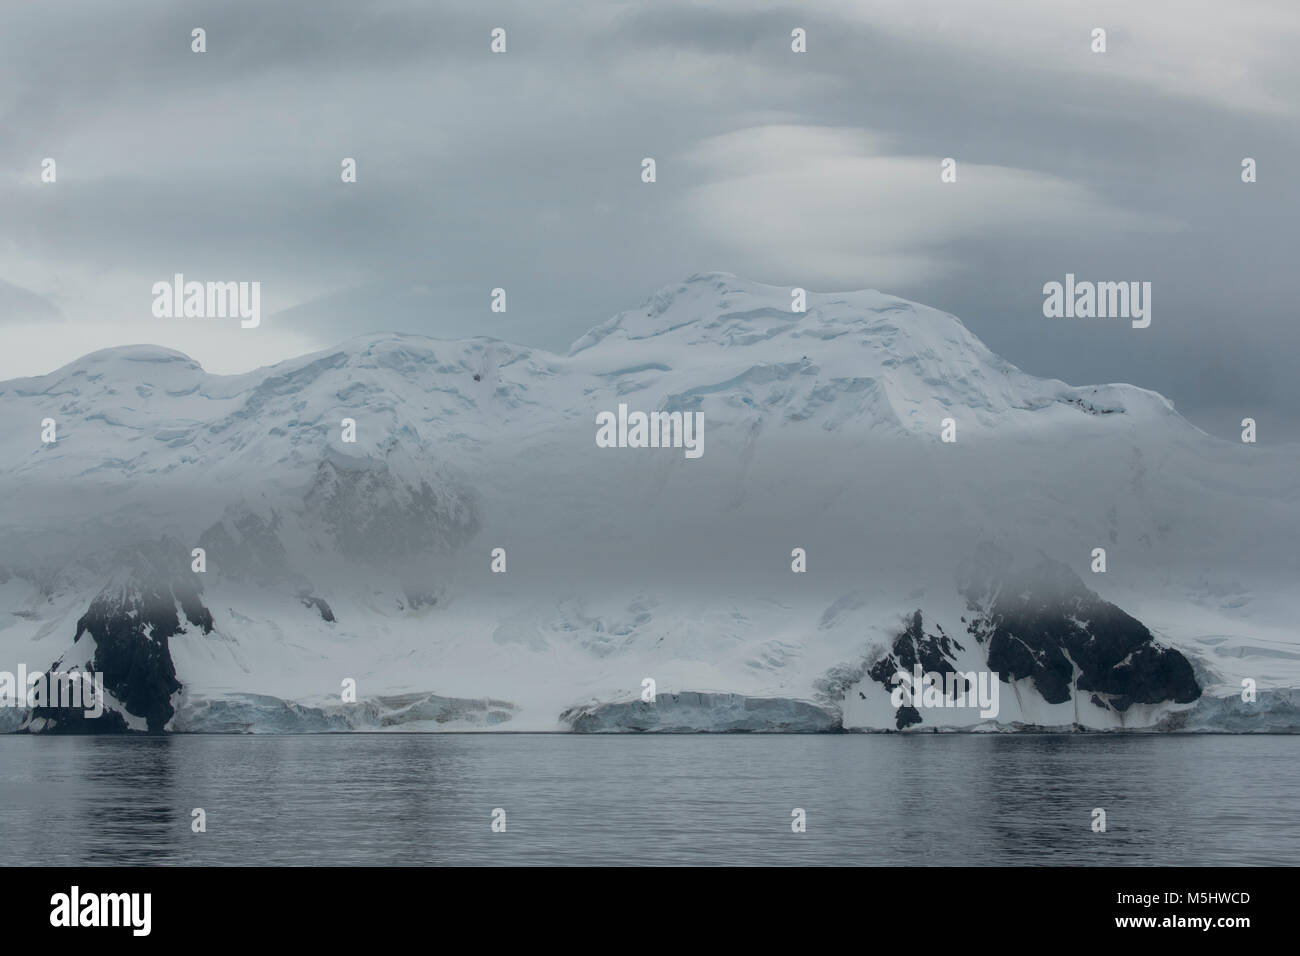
[0,734,1294,865]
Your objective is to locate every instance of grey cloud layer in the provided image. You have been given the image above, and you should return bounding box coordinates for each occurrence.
[1,0,1297,438]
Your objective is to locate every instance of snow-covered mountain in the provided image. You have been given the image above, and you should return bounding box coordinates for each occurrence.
[1,273,1296,733]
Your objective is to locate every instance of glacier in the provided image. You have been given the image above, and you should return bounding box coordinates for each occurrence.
[0,273,1296,733]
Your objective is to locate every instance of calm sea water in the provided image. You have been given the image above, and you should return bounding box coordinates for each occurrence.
[0,734,1294,866]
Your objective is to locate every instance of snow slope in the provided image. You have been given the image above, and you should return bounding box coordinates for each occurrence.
[0,273,1295,732]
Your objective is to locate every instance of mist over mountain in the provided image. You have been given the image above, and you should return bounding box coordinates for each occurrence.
[1,274,1296,733]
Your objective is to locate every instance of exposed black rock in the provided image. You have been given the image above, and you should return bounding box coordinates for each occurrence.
[299,593,336,622]
[22,693,129,735]
[960,546,1200,713]
[866,609,969,728]
[30,539,213,733]
[834,547,1202,730]
[895,705,923,730]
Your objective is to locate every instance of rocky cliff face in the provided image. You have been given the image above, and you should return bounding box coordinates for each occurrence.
[26,540,212,733]
[961,549,1200,716]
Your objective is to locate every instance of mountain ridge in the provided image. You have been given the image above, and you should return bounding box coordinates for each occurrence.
[4,272,1193,432]
[0,273,1294,734]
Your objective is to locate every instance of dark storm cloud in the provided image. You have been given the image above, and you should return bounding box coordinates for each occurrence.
[0,0,1296,437]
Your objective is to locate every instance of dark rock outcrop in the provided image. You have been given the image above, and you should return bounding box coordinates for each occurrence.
[299,593,336,622]
[848,548,1201,730]
[960,546,1200,713]
[29,539,213,733]
[866,609,968,729]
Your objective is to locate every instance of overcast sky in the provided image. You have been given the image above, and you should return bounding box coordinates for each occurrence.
[2,0,1297,439]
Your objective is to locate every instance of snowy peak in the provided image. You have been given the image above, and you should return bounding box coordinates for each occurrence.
[566,273,1186,437]
[0,273,1193,464]
[569,271,984,356]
